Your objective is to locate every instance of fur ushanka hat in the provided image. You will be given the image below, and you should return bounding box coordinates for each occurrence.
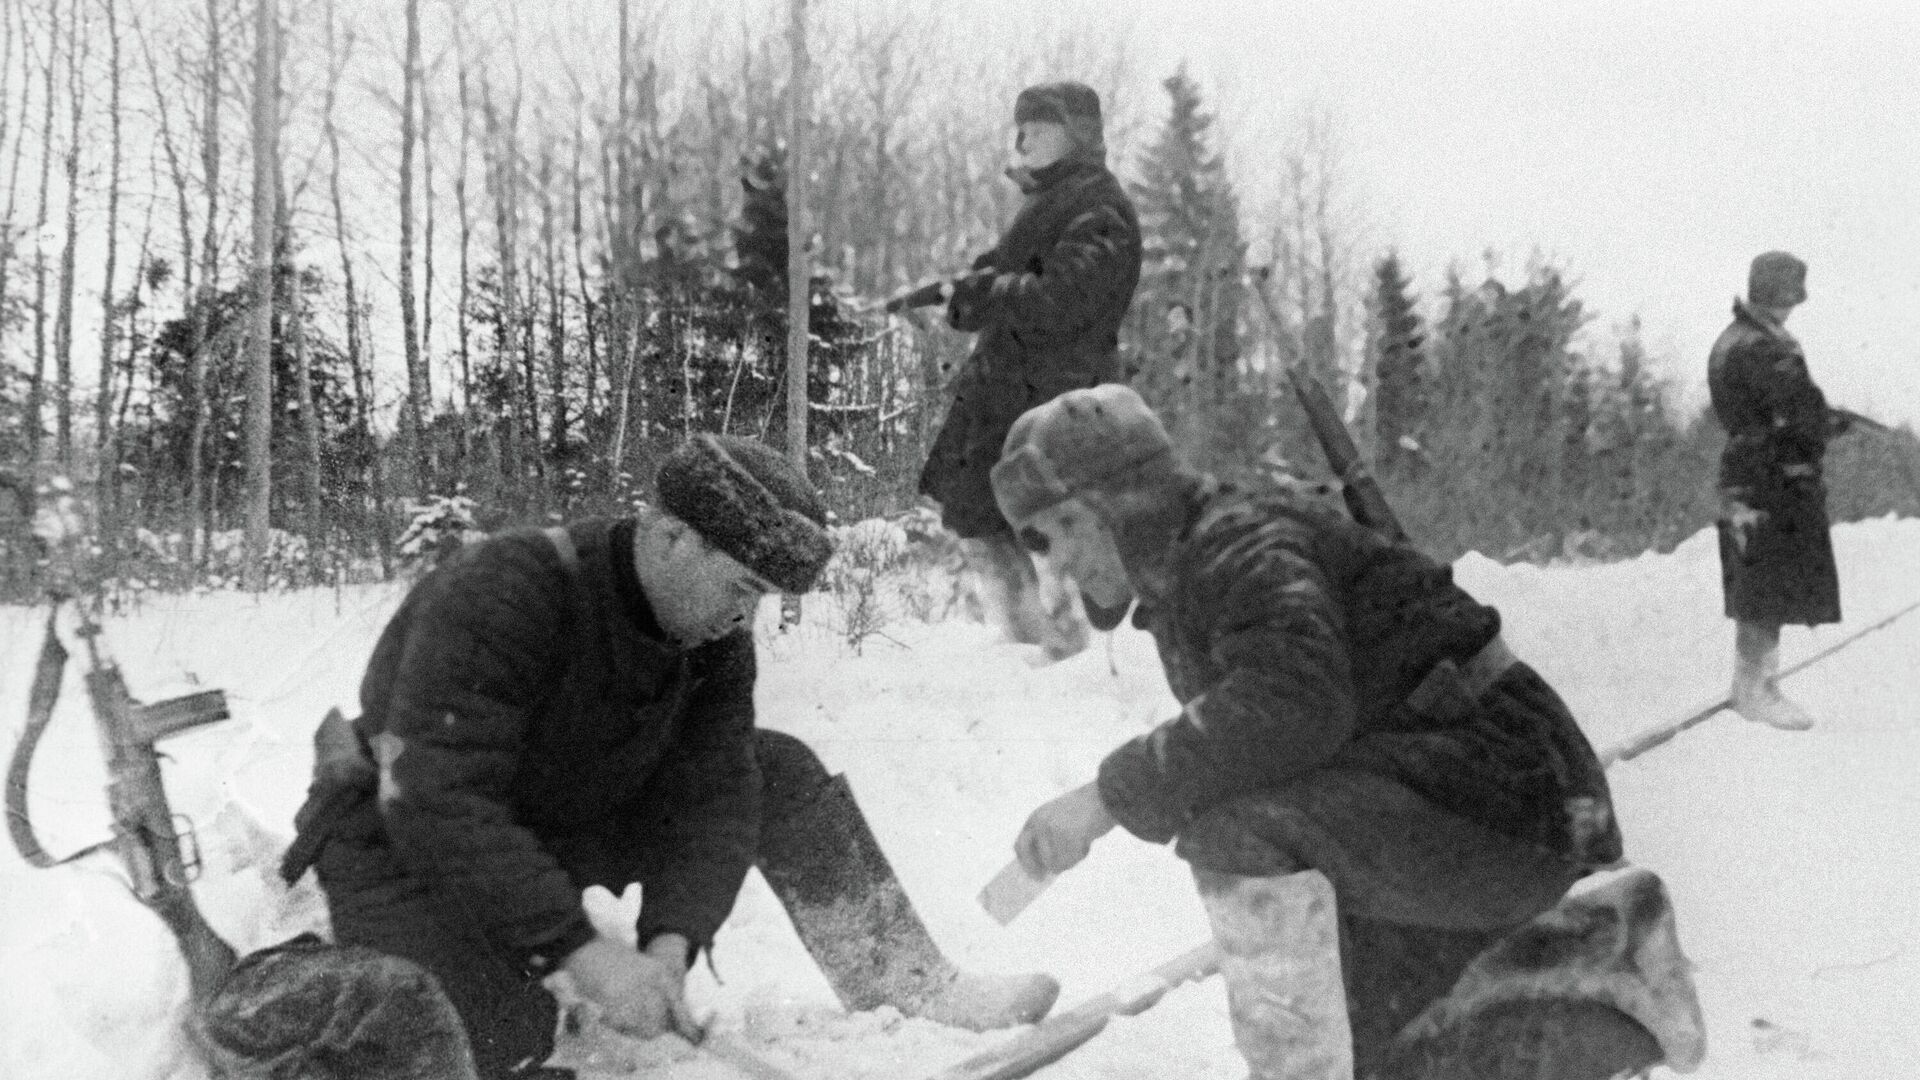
[656,434,834,594]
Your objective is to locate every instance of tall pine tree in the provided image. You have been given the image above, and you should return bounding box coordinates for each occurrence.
[1127,68,1245,467]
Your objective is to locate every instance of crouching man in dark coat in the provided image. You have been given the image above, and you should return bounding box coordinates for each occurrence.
[911,80,1142,659]
[1709,250,1845,730]
[988,386,1701,1080]
[238,435,1056,1080]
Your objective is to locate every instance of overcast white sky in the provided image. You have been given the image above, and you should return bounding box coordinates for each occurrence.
[997,0,1919,421]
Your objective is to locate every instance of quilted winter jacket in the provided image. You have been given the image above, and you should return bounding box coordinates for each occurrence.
[1097,483,1619,865]
[349,518,761,973]
[918,157,1142,538]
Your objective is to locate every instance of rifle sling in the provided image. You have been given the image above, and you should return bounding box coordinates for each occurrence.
[6,606,113,869]
[5,610,69,867]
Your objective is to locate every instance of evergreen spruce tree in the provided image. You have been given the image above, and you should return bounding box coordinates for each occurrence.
[1367,250,1427,470]
[732,149,789,298]
[1127,67,1246,469]
[725,145,860,458]
[1413,262,1592,557]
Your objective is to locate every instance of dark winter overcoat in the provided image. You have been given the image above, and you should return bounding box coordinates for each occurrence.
[1708,299,1842,626]
[310,518,761,979]
[1096,483,1622,899]
[918,157,1142,539]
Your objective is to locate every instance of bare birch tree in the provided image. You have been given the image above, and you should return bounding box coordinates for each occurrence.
[94,0,123,535]
[785,0,809,473]
[0,0,35,374]
[187,0,224,561]
[243,0,279,587]
[539,132,566,461]
[397,0,429,494]
[420,31,437,417]
[134,9,195,305]
[27,0,58,473]
[451,8,472,422]
[50,0,90,471]
[568,78,597,426]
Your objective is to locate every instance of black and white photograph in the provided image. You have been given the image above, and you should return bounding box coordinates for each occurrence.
[1,1,1915,1078]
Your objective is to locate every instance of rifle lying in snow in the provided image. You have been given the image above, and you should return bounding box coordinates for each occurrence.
[5,491,237,1011]
[6,601,238,1007]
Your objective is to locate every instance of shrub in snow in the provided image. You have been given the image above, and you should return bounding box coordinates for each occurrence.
[397,494,484,569]
[114,527,316,594]
[818,509,966,651]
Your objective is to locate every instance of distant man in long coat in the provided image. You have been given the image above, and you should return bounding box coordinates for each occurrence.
[1709,251,1847,730]
[909,80,1142,659]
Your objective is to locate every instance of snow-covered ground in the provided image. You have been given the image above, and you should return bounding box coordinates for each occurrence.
[4,518,1918,1080]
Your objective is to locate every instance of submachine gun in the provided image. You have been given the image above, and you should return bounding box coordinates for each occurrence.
[6,504,237,1011]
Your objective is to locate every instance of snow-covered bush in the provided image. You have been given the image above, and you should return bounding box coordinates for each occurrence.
[110,527,317,594]
[397,494,484,569]
[817,507,965,651]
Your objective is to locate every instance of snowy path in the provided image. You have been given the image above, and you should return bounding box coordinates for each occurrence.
[3,520,1917,1079]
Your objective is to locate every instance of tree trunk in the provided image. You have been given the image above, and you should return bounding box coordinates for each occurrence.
[271,86,321,555]
[452,11,472,427]
[396,0,428,495]
[519,247,542,500]
[27,0,57,475]
[244,0,279,590]
[94,0,124,551]
[604,0,633,489]
[188,0,223,562]
[786,0,810,474]
[358,303,392,576]
[0,0,34,410]
[324,0,364,551]
[570,87,597,430]
[0,2,13,217]
[541,142,567,465]
[420,23,435,417]
[291,286,323,545]
[51,0,88,472]
[134,8,195,305]
[783,0,811,626]
[115,200,154,532]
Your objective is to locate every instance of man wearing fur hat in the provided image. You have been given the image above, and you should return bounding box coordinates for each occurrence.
[1709,251,1844,730]
[269,435,1057,1080]
[989,386,1635,1079]
[905,80,1142,659]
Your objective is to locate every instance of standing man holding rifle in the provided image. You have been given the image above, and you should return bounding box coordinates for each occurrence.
[987,384,1646,1079]
[890,81,1142,660]
[1709,251,1848,730]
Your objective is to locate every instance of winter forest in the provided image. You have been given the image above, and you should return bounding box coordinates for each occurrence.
[1,0,1918,594]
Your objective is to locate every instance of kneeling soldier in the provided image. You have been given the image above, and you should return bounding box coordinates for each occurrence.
[256,435,1057,1080]
[990,386,1626,1079]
